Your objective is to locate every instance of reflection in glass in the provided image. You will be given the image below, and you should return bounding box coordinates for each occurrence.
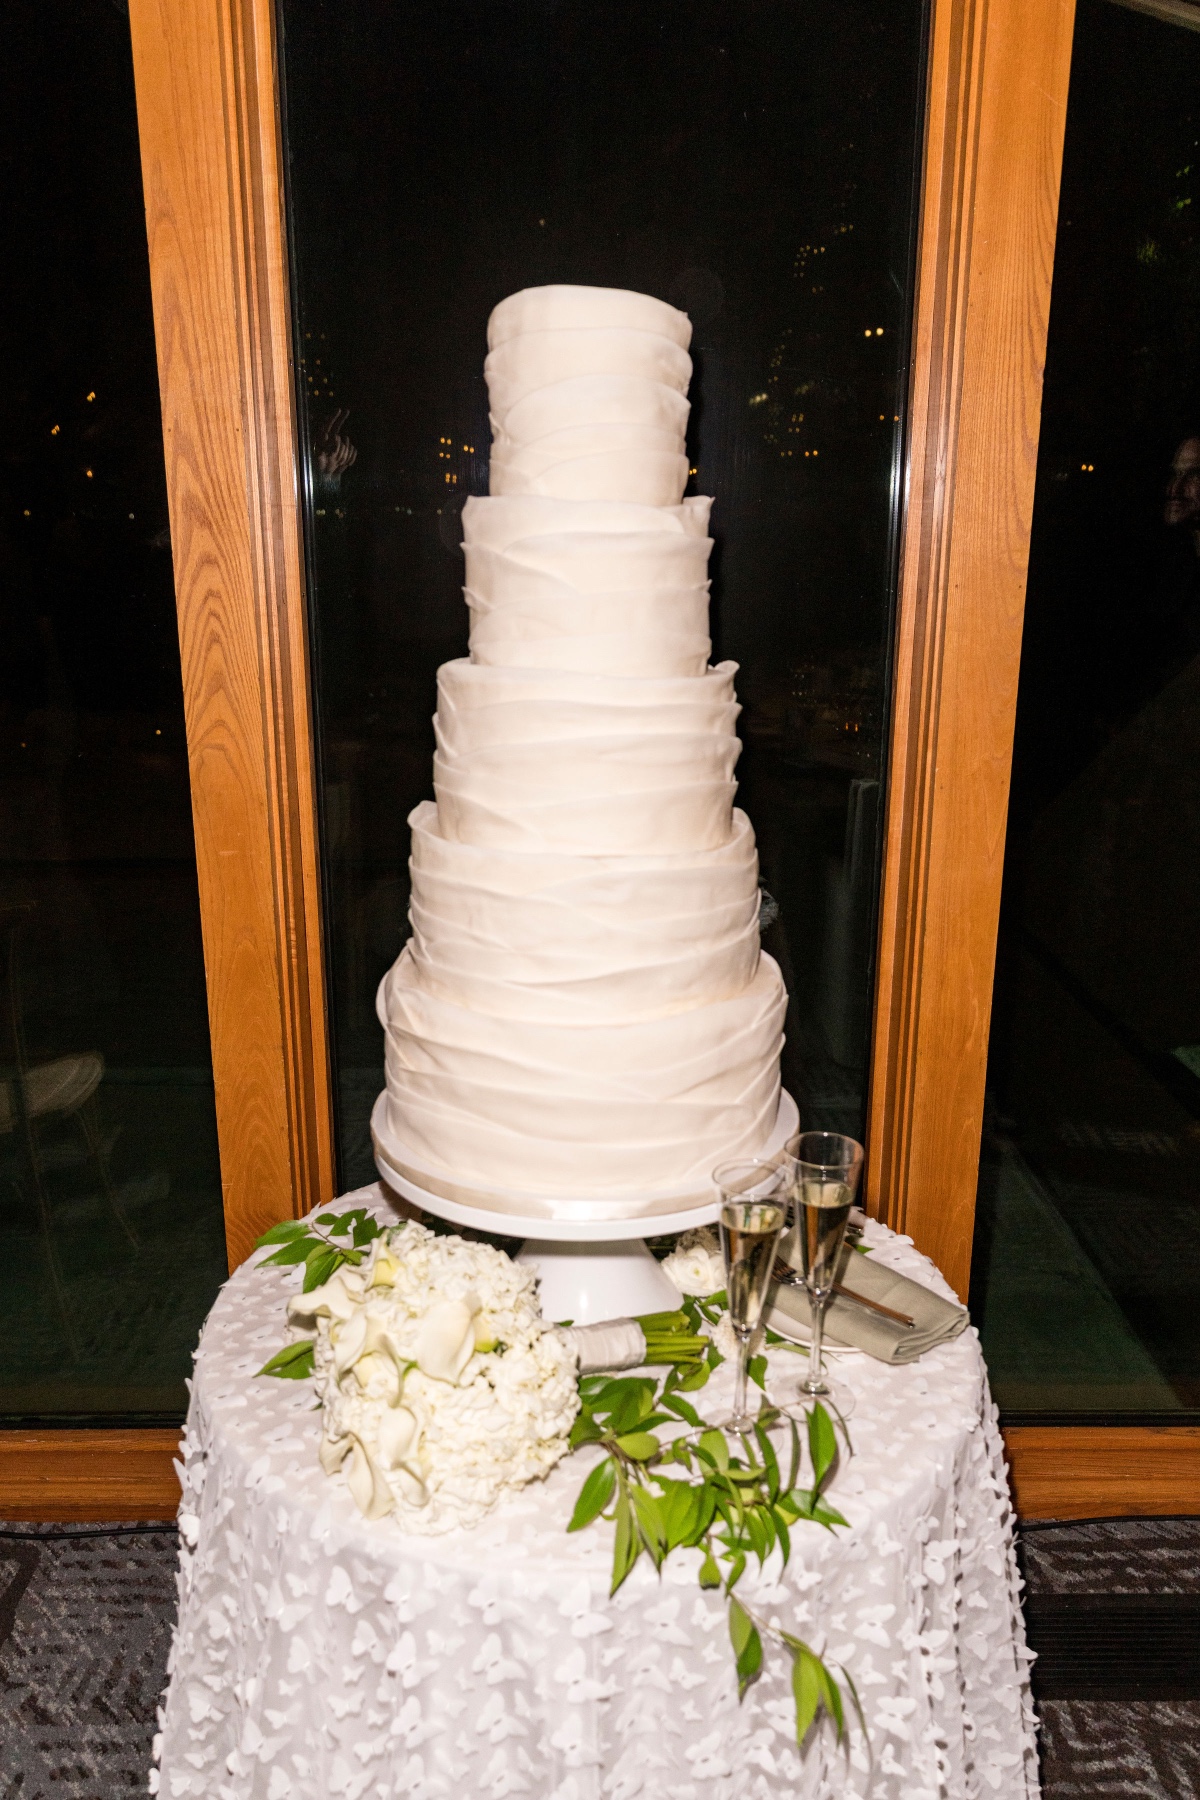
[970,0,1200,1418]
[280,0,926,1185]
[0,2,226,1421]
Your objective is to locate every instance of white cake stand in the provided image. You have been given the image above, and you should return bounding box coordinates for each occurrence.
[370,1088,798,1324]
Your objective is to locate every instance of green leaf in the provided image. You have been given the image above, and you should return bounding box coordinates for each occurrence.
[631,1486,667,1566]
[611,1489,639,1594]
[686,1484,718,1545]
[351,1212,382,1247]
[754,1424,781,1501]
[697,1429,729,1473]
[302,1247,341,1291]
[727,1595,762,1699]
[747,1353,768,1392]
[255,1220,310,1247]
[817,1661,845,1740]
[567,1457,616,1532]
[786,1414,801,1494]
[676,1361,713,1391]
[744,1506,769,1564]
[594,1378,657,1434]
[569,1412,604,1450]
[615,1431,660,1462]
[840,1663,868,1740]
[658,1392,704,1429]
[656,1479,706,1551]
[698,1547,722,1588]
[791,1643,823,1742]
[810,1500,851,1531]
[259,1238,315,1268]
[807,1402,838,1493]
[256,1339,315,1379]
[771,1504,792,1564]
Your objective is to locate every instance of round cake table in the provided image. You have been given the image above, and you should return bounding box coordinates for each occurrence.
[152,1184,1038,1800]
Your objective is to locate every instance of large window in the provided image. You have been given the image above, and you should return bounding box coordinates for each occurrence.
[971,0,1200,1419]
[0,0,226,1423]
[279,0,928,1186]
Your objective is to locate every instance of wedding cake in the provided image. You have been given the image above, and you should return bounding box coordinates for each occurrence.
[377,285,787,1219]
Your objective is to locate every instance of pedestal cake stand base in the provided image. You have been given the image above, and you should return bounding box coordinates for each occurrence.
[370,1089,799,1324]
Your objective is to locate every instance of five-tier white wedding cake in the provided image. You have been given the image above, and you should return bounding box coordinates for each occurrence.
[377,285,787,1220]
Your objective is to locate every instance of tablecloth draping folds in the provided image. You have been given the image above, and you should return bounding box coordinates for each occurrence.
[153,1184,1038,1800]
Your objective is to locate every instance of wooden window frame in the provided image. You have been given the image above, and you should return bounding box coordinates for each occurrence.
[4,0,1197,1522]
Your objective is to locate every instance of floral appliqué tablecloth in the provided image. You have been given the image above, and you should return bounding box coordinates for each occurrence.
[152,1185,1038,1800]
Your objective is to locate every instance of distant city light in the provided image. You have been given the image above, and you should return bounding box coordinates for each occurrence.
[51,424,60,435]
[86,391,96,401]
[748,392,768,406]
[23,508,30,516]
[1080,462,1095,472]
[85,468,93,478]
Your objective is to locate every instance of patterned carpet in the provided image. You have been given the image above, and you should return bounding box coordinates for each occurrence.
[1,1519,1198,1796]
[0,1525,177,1798]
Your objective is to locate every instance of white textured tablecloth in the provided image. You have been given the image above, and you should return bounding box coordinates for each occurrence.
[153,1184,1038,1800]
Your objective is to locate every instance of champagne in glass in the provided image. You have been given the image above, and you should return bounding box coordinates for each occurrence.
[789,1132,864,1401]
[713,1160,788,1431]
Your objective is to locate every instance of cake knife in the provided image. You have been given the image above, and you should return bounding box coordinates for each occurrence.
[771,1258,917,1330]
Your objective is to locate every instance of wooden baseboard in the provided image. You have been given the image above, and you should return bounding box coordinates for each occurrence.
[1004,1426,1200,1520]
[0,1430,181,1522]
[3,1424,1197,1525]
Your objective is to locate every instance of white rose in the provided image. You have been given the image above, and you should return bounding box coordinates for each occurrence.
[661,1229,725,1297]
[414,1296,479,1384]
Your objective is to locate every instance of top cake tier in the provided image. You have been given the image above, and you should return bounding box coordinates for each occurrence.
[485,285,695,508]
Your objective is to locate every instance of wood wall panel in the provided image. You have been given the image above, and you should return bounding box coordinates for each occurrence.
[11,1426,1199,1524]
[866,0,1077,1298]
[127,0,333,1266]
[0,1433,180,1523]
[1004,1427,1200,1520]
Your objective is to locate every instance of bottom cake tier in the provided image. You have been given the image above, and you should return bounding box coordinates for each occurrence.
[379,943,787,1210]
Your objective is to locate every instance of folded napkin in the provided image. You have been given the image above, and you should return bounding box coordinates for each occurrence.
[766,1243,969,1365]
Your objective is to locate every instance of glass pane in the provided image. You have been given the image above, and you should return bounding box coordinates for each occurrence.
[280,0,927,1186]
[971,0,1200,1418]
[0,0,226,1422]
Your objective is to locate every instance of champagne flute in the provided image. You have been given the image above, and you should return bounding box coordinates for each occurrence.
[713,1159,788,1431]
[788,1131,864,1402]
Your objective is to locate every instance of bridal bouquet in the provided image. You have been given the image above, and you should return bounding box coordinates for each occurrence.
[281,1220,580,1533]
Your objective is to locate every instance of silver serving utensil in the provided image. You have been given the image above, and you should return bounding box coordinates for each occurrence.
[772,1257,916,1330]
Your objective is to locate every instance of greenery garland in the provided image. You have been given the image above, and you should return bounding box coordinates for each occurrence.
[254,1210,862,1750]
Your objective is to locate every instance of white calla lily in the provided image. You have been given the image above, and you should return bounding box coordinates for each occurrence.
[375,1405,419,1470]
[319,1431,351,1475]
[414,1296,479,1384]
[368,1246,402,1289]
[345,1433,393,1520]
[288,1269,363,1326]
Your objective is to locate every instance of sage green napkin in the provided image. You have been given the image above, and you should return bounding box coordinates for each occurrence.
[766,1243,969,1365]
